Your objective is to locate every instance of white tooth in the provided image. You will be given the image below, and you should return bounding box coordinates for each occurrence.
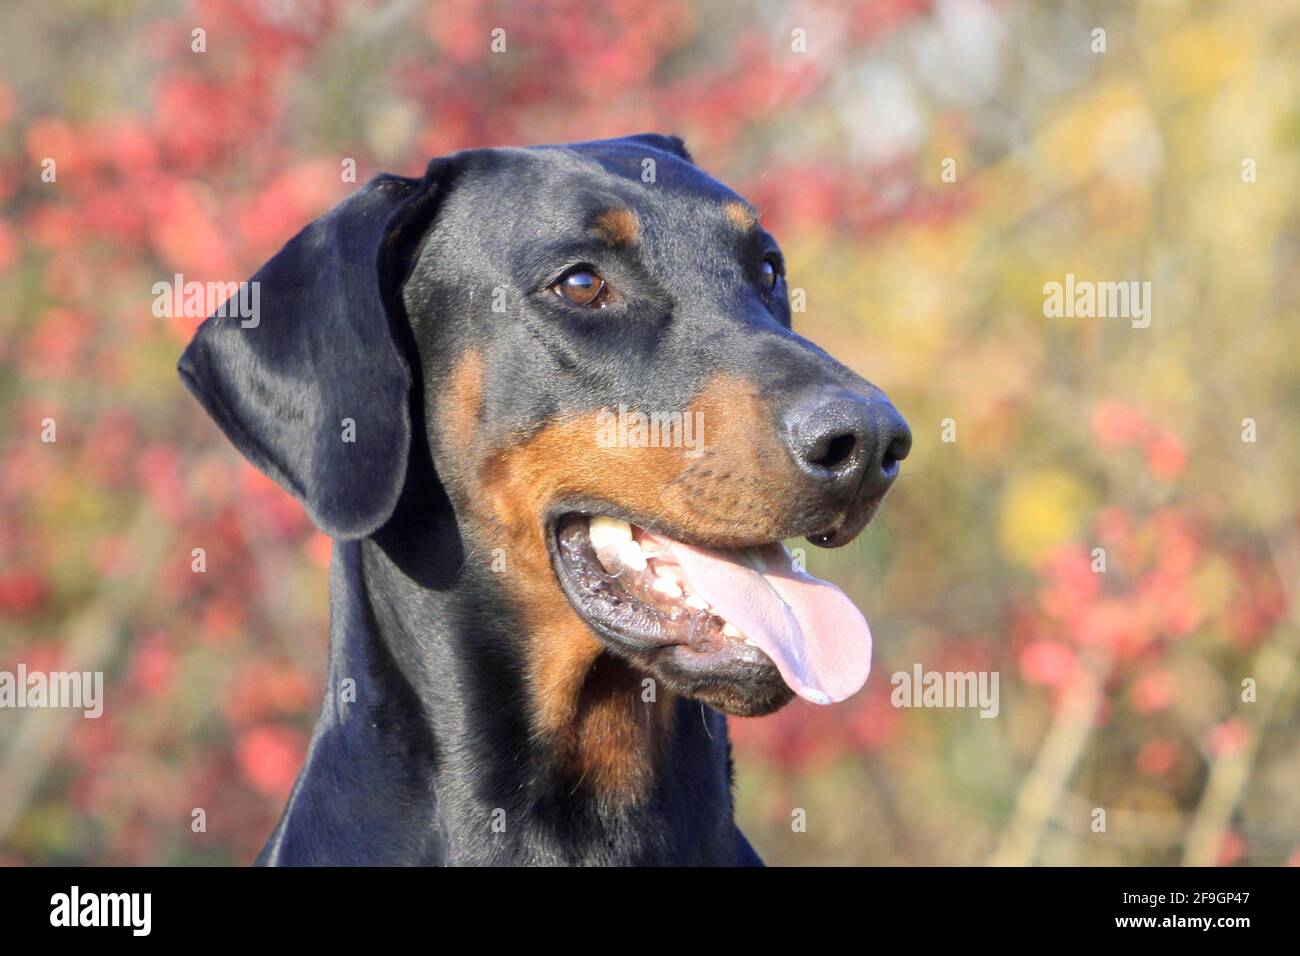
[589,516,633,549]
[652,577,683,599]
[684,593,709,611]
[722,622,742,638]
[617,539,647,572]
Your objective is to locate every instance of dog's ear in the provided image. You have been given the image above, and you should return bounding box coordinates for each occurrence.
[621,132,694,164]
[179,166,446,540]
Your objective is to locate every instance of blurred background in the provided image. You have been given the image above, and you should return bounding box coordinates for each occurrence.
[1,0,1298,865]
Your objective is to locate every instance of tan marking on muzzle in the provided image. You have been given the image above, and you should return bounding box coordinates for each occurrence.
[463,373,806,803]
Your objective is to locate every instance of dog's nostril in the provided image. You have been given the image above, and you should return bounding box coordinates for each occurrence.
[809,432,858,471]
[879,413,912,478]
[880,435,907,474]
[784,395,871,482]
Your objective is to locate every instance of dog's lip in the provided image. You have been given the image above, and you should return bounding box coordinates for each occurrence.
[804,473,890,548]
[545,508,765,553]
[543,501,870,553]
[805,495,883,548]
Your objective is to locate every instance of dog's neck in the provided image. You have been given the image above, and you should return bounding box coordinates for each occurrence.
[257,516,745,865]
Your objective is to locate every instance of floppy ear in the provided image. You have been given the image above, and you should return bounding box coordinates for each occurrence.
[620,132,694,164]
[179,168,444,540]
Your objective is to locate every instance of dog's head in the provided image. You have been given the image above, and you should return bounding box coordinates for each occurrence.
[180,134,910,725]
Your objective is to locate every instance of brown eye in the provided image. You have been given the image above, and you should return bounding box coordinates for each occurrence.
[760,257,780,292]
[555,269,606,307]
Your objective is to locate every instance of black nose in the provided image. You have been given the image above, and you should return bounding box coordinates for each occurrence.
[782,391,911,498]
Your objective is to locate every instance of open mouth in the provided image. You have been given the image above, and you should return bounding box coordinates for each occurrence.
[551,513,874,706]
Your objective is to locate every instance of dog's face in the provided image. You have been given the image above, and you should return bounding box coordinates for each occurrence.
[179,134,909,730]
[402,136,911,718]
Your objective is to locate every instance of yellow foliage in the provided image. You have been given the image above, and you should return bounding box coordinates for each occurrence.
[999,469,1095,566]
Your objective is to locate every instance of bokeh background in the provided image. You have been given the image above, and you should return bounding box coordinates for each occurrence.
[1,0,1298,865]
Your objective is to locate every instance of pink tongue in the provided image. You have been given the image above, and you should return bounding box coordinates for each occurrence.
[642,533,872,705]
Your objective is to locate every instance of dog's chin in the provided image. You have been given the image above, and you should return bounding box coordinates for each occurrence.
[644,651,796,717]
[548,512,813,717]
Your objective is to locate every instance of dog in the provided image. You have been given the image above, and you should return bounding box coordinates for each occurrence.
[179,133,911,865]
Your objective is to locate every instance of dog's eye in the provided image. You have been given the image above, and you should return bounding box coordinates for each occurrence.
[760,257,781,293]
[554,268,607,307]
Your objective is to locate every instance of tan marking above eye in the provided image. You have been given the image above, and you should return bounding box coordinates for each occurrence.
[591,208,640,246]
[722,201,757,232]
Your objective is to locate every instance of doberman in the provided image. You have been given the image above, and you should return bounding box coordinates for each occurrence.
[179,133,911,866]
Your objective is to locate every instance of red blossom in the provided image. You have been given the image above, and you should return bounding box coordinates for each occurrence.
[1206,718,1251,759]
[0,219,17,273]
[1129,670,1172,714]
[1216,831,1245,866]
[237,725,308,797]
[1019,641,1076,687]
[1091,400,1151,449]
[1136,737,1178,776]
[0,568,49,614]
[1146,429,1188,482]
[129,631,177,696]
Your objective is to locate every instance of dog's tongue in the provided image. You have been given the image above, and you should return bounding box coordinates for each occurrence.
[641,533,872,705]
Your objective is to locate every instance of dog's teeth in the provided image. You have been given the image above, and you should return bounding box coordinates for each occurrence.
[684,593,709,611]
[617,539,647,572]
[652,577,683,599]
[722,622,742,638]
[589,516,633,549]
